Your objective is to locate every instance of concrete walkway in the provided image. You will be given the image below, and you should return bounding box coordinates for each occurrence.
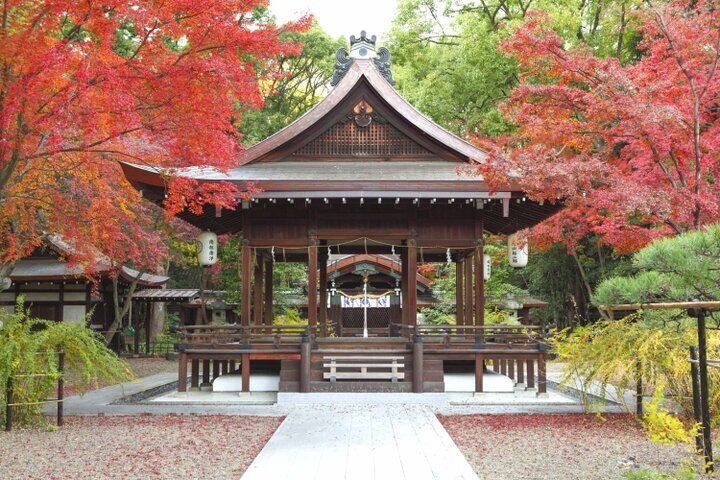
[241,405,479,480]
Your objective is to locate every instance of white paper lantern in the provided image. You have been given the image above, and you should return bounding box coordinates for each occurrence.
[197,231,218,266]
[483,254,492,281]
[508,234,529,268]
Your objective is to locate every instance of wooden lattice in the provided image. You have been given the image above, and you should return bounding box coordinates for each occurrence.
[291,116,433,158]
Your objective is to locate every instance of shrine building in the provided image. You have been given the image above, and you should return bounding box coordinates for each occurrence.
[121,32,561,396]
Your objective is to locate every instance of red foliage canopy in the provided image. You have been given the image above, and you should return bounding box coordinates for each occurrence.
[0,1,309,271]
[476,0,720,253]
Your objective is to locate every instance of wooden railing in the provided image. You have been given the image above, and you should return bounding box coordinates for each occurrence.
[391,323,548,345]
[177,323,335,350]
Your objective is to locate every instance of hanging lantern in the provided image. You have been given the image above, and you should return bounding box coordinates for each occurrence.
[483,254,492,281]
[508,234,529,268]
[197,231,218,266]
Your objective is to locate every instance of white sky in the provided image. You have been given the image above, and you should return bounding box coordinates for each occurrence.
[270,0,400,43]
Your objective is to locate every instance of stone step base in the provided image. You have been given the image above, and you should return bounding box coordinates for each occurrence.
[310,381,413,393]
[276,392,448,406]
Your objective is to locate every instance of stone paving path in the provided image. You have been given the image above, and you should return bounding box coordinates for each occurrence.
[241,405,479,480]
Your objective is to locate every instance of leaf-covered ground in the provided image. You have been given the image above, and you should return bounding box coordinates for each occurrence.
[60,357,179,397]
[0,415,282,480]
[439,414,697,479]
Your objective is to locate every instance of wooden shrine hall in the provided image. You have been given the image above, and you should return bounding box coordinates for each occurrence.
[121,32,561,395]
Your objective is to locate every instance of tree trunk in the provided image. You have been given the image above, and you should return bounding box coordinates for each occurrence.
[0,261,15,291]
[105,271,143,345]
[149,302,166,342]
[570,249,610,321]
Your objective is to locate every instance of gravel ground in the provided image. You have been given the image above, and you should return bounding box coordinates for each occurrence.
[0,415,282,480]
[439,414,700,480]
[124,357,179,378]
[61,357,178,397]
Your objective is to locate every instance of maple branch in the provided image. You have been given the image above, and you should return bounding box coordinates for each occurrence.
[616,2,627,60]
[570,248,610,321]
[699,30,720,100]
[24,126,146,161]
[1,0,7,32]
[650,2,706,229]
[646,142,680,189]
[0,108,27,195]
[664,219,683,235]
[667,150,688,187]
[127,20,160,61]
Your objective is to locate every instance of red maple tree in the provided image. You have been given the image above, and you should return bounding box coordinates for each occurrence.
[476,0,720,254]
[0,1,309,278]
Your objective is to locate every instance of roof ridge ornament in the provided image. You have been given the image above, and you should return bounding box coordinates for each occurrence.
[374,47,395,85]
[330,31,395,87]
[351,31,377,48]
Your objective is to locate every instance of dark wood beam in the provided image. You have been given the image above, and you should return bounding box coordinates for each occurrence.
[253,253,263,326]
[400,246,409,325]
[319,248,328,336]
[307,245,318,330]
[455,258,464,326]
[241,243,252,326]
[475,210,485,327]
[406,240,417,327]
[464,251,473,328]
[264,259,273,326]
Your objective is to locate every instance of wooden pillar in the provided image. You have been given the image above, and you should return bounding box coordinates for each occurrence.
[300,336,311,393]
[474,246,484,327]
[241,354,250,392]
[253,254,263,325]
[331,303,342,336]
[475,209,485,330]
[413,336,424,393]
[538,352,547,394]
[307,244,318,331]
[202,359,210,386]
[464,252,473,328]
[190,359,199,389]
[264,259,273,327]
[212,360,220,380]
[319,249,328,336]
[178,352,188,392]
[241,242,252,326]
[406,240,417,326]
[526,359,535,389]
[517,358,525,386]
[475,353,484,393]
[390,302,401,336]
[455,258,464,326]
[144,302,151,354]
[400,247,409,328]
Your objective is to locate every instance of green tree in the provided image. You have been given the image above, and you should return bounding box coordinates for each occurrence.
[594,224,720,308]
[387,0,642,136]
[515,239,633,328]
[239,21,346,144]
[386,0,646,323]
[553,224,720,436]
[1,302,133,426]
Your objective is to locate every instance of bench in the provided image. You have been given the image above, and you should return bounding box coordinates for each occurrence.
[323,356,405,382]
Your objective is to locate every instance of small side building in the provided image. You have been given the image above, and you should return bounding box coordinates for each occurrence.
[0,237,167,343]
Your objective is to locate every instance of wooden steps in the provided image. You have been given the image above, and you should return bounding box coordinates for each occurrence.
[278,353,444,393]
[324,355,405,382]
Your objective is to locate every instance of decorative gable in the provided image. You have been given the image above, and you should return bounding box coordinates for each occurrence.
[290,100,434,159]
